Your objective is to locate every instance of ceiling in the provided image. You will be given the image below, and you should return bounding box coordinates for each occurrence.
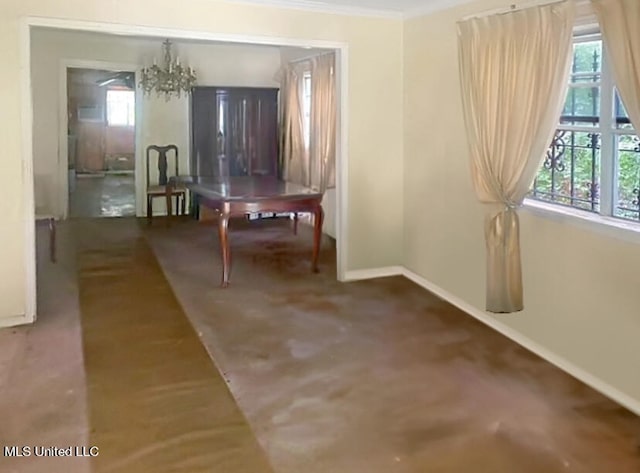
[226,0,474,18]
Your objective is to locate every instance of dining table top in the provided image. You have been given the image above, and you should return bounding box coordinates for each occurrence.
[170,175,323,202]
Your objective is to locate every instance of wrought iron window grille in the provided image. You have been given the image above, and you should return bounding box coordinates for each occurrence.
[530,36,640,222]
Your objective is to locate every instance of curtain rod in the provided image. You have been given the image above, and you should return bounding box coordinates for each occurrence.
[459,0,587,22]
[287,50,335,65]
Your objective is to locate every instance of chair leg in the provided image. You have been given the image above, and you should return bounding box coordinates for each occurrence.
[147,196,153,225]
[181,193,186,216]
[166,191,173,227]
[193,194,200,220]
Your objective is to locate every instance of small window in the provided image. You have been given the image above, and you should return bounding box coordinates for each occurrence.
[77,105,103,122]
[302,72,312,149]
[106,89,135,126]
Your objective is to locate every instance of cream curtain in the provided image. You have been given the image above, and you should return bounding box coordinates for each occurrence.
[592,0,640,131]
[279,64,307,185]
[457,1,575,313]
[309,53,336,192]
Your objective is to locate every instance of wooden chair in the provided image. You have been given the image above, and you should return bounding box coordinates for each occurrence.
[146,145,186,223]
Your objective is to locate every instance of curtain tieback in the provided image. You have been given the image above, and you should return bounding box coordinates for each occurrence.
[487,202,520,248]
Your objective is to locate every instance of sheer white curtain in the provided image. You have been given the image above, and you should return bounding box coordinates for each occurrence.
[457,1,575,313]
[592,0,640,131]
[279,64,307,185]
[280,53,336,192]
[309,53,336,192]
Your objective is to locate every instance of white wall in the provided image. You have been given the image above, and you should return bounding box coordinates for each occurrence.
[31,28,282,217]
[403,0,640,409]
[0,0,403,324]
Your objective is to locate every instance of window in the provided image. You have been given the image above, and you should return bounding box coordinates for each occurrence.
[77,105,103,122]
[302,72,312,149]
[530,34,640,222]
[106,89,135,126]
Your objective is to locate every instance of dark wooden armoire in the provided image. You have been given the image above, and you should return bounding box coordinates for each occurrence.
[190,86,279,178]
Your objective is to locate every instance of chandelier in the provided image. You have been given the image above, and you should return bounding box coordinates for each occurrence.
[139,39,197,100]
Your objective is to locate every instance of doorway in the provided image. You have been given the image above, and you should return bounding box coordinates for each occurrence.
[67,67,136,218]
[22,18,348,325]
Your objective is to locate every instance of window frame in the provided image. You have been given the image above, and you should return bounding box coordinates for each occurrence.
[525,27,640,236]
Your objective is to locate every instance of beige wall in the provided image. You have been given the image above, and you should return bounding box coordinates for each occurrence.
[403,0,640,405]
[4,0,638,414]
[0,0,403,322]
[31,28,283,217]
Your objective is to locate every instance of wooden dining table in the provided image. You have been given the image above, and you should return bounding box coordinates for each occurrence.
[166,175,324,287]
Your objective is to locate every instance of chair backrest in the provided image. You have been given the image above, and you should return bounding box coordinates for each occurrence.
[146,145,179,186]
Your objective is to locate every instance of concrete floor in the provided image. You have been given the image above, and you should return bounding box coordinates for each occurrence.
[69,173,136,218]
[0,222,90,473]
[75,218,274,472]
[1,217,639,472]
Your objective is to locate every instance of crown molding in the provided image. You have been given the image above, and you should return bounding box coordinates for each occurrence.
[218,0,404,19]
[403,0,475,19]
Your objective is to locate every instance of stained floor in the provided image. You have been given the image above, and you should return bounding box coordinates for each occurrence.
[75,219,274,472]
[69,173,135,218]
[0,217,639,473]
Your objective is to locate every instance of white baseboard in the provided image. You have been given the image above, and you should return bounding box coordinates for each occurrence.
[345,265,640,416]
[343,266,403,281]
[0,313,34,329]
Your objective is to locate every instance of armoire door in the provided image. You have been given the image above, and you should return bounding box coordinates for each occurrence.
[191,87,279,178]
[190,87,217,177]
[252,91,279,176]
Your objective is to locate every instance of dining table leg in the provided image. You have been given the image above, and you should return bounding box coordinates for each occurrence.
[311,204,324,273]
[218,212,231,287]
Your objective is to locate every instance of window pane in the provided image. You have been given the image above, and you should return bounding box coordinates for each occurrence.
[614,134,640,221]
[561,40,602,126]
[302,73,311,149]
[560,86,600,125]
[531,130,600,212]
[106,90,135,126]
[570,40,602,75]
[614,92,634,130]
